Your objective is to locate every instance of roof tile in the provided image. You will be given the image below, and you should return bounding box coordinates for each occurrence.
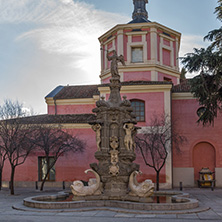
[17,114,96,124]
[172,79,191,92]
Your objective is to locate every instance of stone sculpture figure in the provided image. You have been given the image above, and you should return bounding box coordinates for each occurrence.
[70,169,102,196]
[92,124,101,151]
[123,123,135,151]
[107,50,125,78]
[129,171,154,197]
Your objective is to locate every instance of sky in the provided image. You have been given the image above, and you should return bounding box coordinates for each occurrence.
[0,0,220,114]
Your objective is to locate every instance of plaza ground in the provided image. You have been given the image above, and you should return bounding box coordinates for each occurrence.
[0,187,222,221]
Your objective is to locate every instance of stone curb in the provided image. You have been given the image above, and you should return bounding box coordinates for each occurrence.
[13,202,210,215]
[22,191,200,211]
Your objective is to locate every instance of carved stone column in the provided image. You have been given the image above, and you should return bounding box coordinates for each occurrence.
[89,51,140,198]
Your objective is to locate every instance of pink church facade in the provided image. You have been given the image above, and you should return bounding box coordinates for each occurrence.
[2,1,222,189]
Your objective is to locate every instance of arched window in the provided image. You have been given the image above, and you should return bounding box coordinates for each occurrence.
[130,99,145,122]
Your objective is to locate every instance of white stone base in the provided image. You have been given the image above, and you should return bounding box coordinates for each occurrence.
[215,168,222,187]
[173,167,195,187]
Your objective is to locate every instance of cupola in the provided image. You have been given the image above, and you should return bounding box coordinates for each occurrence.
[99,0,181,85]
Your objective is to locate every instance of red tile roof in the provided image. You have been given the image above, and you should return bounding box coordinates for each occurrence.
[50,81,172,100]
[53,85,99,99]
[47,81,190,101]
[15,114,96,124]
[172,79,191,92]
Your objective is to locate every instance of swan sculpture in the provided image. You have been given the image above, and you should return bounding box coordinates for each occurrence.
[70,169,102,196]
[129,171,154,197]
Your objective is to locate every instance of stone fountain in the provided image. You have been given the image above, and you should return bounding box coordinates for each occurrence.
[70,50,154,200]
[21,51,200,213]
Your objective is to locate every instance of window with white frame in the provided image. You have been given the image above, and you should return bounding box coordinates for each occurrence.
[131,47,143,63]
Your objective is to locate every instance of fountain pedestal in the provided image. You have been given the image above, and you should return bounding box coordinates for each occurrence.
[71,50,154,198]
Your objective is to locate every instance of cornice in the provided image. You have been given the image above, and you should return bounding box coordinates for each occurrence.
[172,92,195,100]
[98,84,172,95]
[21,123,91,129]
[100,64,180,80]
[103,36,116,45]
[99,22,181,44]
[60,123,91,129]
[45,96,100,106]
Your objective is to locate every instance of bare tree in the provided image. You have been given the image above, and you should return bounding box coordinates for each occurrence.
[135,114,185,191]
[31,125,85,191]
[0,100,35,194]
[0,146,7,190]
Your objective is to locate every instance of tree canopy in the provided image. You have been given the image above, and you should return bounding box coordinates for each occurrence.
[181,0,222,125]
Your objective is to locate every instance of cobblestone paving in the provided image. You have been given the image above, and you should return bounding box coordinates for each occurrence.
[0,187,222,222]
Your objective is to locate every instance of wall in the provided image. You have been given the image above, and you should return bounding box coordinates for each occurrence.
[48,104,96,115]
[172,96,222,187]
[2,123,168,187]
[2,127,97,184]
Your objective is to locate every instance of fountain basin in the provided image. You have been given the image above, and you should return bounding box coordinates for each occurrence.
[23,191,199,211]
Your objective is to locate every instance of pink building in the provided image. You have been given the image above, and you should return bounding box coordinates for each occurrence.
[2,0,222,189]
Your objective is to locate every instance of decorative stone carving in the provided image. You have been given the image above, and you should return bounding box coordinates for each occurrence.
[111,111,119,121]
[109,164,120,176]
[110,150,119,163]
[70,169,102,196]
[109,136,120,176]
[123,123,135,151]
[96,96,110,108]
[91,124,101,151]
[110,136,119,150]
[129,171,154,197]
[120,96,131,107]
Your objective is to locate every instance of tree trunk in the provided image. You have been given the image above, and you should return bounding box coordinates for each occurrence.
[40,158,56,191]
[10,166,15,195]
[156,171,160,191]
[0,168,2,190]
[40,167,51,191]
[40,178,46,191]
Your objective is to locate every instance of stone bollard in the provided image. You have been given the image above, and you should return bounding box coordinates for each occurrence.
[180,182,183,191]
[35,181,38,190]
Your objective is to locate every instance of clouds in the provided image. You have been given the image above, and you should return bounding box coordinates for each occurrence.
[0,0,214,113]
[0,0,57,23]
[0,0,129,113]
[15,0,128,65]
[180,35,208,58]
[180,35,209,78]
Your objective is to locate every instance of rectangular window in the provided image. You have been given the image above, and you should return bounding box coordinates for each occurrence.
[131,47,143,63]
[131,100,145,122]
[38,157,55,181]
[162,48,171,66]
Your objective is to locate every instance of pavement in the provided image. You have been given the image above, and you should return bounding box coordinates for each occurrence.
[0,187,222,222]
